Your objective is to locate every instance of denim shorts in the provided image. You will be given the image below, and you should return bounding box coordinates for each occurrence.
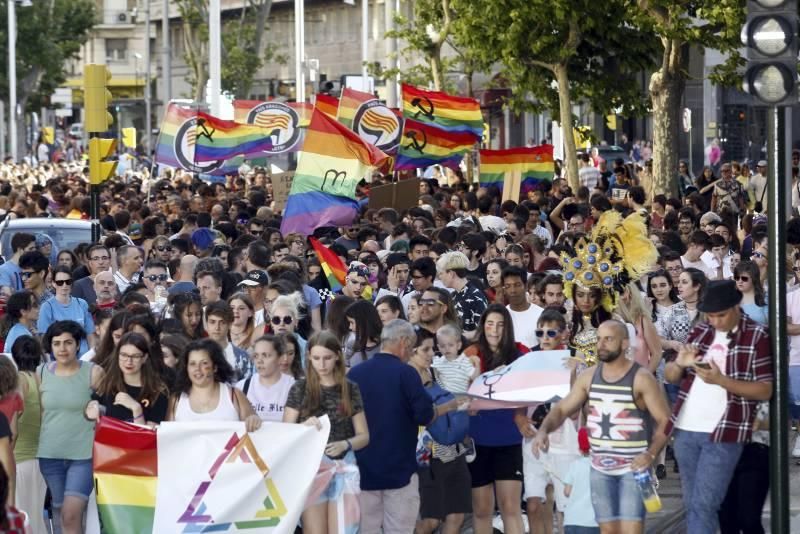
[589,469,645,523]
[38,458,94,507]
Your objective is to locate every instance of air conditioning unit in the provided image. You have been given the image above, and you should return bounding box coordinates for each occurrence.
[117,12,128,23]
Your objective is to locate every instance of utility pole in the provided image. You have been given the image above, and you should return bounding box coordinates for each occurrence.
[384,0,397,107]
[209,0,221,115]
[8,0,17,162]
[162,0,171,109]
[294,0,305,102]
[144,1,152,155]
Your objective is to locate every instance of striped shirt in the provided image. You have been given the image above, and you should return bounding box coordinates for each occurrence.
[432,355,475,394]
[587,362,648,475]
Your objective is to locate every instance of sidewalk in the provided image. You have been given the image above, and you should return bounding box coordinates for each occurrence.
[645,458,685,533]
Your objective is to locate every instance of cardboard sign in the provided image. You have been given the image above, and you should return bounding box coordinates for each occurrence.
[271,171,295,212]
[368,178,420,212]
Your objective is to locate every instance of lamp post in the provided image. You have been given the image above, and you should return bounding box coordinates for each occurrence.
[134,52,141,97]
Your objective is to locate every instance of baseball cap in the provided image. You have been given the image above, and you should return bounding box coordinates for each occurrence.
[191,228,216,251]
[238,269,269,287]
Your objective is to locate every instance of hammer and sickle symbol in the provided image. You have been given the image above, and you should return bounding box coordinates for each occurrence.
[196,118,216,141]
[404,130,428,153]
[410,96,435,121]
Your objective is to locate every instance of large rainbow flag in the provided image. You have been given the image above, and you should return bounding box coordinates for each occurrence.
[314,94,339,120]
[401,83,483,139]
[309,237,346,292]
[94,416,157,534]
[193,112,275,162]
[395,117,477,170]
[280,110,388,236]
[337,87,377,129]
[154,104,243,176]
[479,145,555,195]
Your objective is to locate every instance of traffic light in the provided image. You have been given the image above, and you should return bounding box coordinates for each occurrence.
[89,137,117,185]
[83,64,114,132]
[741,0,799,106]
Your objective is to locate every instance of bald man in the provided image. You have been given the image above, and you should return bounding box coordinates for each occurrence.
[168,255,199,296]
[533,320,671,534]
[93,271,118,310]
[362,240,381,253]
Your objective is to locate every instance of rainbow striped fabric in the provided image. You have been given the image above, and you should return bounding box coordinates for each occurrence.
[337,87,377,129]
[479,145,555,195]
[93,417,157,534]
[193,112,275,162]
[309,237,346,292]
[314,94,339,120]
[395,117,477,170]
[280,109,388,236]
[401,83,483,138]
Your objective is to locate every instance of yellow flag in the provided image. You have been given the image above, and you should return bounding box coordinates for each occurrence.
[122,127,137,149]
[42,127,54,145]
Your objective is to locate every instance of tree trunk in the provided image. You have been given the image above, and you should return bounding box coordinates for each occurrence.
[649,39,686,200]
[430,50,443,91]
[555,64,579,192]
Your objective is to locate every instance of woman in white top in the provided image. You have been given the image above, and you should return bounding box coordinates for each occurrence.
[166,339,261,431]
[236,335,295,422]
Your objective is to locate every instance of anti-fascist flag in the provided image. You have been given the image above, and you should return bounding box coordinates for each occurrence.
[280,110,388,236]
[193,112,276,162]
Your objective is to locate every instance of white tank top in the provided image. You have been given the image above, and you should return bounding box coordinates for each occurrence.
[174,383,240,422]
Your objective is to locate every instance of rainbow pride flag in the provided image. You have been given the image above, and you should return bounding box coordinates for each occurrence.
[395,117,476,170]
[93,416,157,534]
[479,145,554,194]
[315,94,339,120]
[337,87,377,129]
[232,100,313,127]
[193,112,275,162]
[309,237,346,291]
[281,110,388,236]
[401,83,483,139]
[154,103,243,176]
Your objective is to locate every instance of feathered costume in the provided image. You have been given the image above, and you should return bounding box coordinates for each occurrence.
[559,211,658,366]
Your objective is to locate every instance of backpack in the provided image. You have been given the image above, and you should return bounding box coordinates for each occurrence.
[424,377,469,446]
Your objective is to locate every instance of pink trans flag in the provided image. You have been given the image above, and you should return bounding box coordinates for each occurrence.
[466,350,572,411]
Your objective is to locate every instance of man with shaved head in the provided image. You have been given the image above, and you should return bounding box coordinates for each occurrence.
[532,320,671,534]
[93,271,118,310]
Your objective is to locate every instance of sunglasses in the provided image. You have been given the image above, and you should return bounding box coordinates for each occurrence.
[155,246,173,252]
[271,315,293,326]
[535,329,562,338]
[419,298,442,307]
[734,275,750,282]
[146,274,169,282]
[20,271,36,280]
[54,279,73,286]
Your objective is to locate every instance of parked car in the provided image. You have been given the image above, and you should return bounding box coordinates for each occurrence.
[68,123,84,139]
[0,219,96,261]
[595,145,633,166]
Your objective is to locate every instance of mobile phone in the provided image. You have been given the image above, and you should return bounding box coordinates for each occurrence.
[694,361,712,370]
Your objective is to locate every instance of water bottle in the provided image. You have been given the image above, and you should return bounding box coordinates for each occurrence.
[633,468,662,512]
[154,285,167,310]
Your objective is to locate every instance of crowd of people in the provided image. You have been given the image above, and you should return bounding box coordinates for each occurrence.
[0,148,787,534]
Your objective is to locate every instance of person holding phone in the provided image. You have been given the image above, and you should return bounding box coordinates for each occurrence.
[664,279,773,534]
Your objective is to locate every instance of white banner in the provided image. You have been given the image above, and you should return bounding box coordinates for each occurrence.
[153,417,330,533]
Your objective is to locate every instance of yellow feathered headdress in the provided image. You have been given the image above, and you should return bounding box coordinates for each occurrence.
[560,211,658,312]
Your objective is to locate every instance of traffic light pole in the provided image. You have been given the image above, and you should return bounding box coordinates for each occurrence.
[89,131,102,243]
[768,105,789,534]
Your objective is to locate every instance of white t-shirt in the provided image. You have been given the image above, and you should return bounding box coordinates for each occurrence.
[236,373,295,422]
[579,166,600,190]
[507,303,544,348]
[681,255,716,280]
[675,330,729,432]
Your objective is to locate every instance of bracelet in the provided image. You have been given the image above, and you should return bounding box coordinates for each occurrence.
[345,439,352,452]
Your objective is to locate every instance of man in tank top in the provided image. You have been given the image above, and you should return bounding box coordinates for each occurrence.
[531,320,671,533]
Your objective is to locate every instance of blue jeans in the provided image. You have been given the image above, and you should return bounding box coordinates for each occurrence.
[673,430,743,534]
[589,469,645,524]
[38,458,93,507]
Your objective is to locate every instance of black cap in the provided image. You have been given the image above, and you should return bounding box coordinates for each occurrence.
[698,279,742,313]
[238,270,269,287]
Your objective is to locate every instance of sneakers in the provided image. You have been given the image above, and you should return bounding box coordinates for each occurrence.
[464,438,476,464]
[792,436,800,459]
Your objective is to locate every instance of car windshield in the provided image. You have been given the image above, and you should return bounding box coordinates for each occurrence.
[0,226,91,260]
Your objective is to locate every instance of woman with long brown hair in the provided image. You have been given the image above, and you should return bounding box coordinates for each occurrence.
[283,331,369,534]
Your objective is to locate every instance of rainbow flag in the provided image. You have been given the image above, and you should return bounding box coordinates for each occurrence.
[314,94,339,120]
[281,110,388,236]
[395,117,476,170]
[479,145,555,194]
[193,112,275,162]
[93,416,157,534]
[309,237,346,292]
[401,83,483,139]
[337,87,377,129]
[154,103,243,176]
[232,99,313,127]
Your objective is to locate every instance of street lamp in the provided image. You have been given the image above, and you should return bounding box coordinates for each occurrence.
[133,52,142,98]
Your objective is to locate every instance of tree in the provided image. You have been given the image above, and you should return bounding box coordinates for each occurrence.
[629,1,745,198]
[175,0,287,101]
[453,0,656,190]
[0,0,96,155]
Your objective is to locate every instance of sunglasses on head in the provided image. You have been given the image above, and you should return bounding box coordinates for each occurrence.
[535,329,562,338]
[54,279,73,286]
[271,315,293,326]
[146,274,169,282]
[734,275,750,282]
[155,245,172,252]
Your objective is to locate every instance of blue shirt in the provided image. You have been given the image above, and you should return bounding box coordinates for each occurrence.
[4,323,32,353]
[37,297,95,355]
[349,353,434,490]
[0,261,22,292]
[563,456,598,527]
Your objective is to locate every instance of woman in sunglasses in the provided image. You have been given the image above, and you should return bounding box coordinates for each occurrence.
[734,261,768,325]
[37,266,95,357]
[147,236,173,263]
[269,295,307,367]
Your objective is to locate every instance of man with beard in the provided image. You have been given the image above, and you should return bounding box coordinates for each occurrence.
[93,271,118,310]
[532,320,671,534]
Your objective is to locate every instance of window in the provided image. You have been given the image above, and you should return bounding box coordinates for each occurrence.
[106,38,128,62]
